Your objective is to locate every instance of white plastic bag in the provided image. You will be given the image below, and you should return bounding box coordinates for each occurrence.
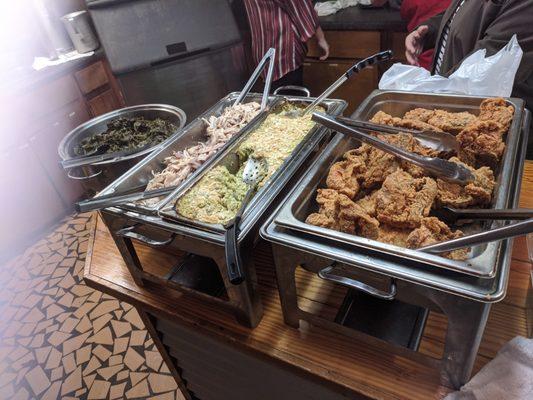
[379,35,523,97]
[314,0,371,17]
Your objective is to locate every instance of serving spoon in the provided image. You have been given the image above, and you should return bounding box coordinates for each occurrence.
[224,156,268,285]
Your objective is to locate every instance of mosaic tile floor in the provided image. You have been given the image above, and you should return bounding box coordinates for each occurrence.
[0,213,186,400]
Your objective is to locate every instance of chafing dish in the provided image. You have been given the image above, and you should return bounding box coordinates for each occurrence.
[98,94,347,328]
[259,90,529,389]
[273,91,525,278]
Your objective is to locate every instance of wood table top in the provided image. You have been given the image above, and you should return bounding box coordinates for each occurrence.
[84,161,533,400]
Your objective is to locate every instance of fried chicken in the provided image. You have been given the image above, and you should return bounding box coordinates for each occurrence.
[407,217,469,260]
[345,144,400,189]
[337,194,380,239]
[436,157,495,208]
[306,190,380,238]
[325,156,364,199]
[370,110,445,133]
[355,190,379,217]
[478,97,514,133]
[377,225,411,247]
[457,120,506,168]
[426,110,477,135]
[404,108,435,123]
[375,170,438,229]
[306,189,341,230]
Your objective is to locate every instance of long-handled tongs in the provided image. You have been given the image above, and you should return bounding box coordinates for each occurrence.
[312,112,475,185]
[420,218,533,254]
[435,207,533,223]
[233,47,276,112]
[336,116,459,154]
[285,50,393,118]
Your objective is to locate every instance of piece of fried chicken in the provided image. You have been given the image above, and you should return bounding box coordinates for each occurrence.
[478,97,514,133]
[407,217,469,260]
[375,170,438,229]
[404,108,477,135]
[456,120,506,168]
[436,157,495,208]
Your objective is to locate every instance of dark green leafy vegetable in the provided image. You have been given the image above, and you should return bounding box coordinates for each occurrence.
[74,117,177,156]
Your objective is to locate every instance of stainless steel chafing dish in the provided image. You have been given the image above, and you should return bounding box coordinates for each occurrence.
[83,92,276,215]
[273,91,525,278]
[98,93,347,328]
[259,90,530,389]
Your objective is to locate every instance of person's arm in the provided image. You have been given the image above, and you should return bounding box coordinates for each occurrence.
[404,12,444,66]
[277,0,330,60]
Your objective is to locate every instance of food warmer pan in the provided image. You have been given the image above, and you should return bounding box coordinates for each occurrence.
[273,91,525,278]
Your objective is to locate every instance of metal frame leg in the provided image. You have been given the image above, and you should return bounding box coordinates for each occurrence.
[271,244,301,328]
[429,292,491,388]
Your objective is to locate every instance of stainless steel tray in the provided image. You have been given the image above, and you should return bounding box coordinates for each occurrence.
[158,96,347,241]
[89,92,278,216]
[260,108,530,301]
[273,91,525,278]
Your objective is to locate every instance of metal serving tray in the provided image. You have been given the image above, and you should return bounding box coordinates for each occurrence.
[158,96,347,242]
[261,108,530,301]
[273,91,525,278]
[87,92,278,216]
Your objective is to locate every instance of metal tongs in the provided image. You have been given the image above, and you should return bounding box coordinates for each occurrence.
[224,156,268,285]
[336,116,460,154]
[312,113,475,185]
[75,48,277,213]
[233,47,276,112]
[421,218,533,254]
[285,50,393,118]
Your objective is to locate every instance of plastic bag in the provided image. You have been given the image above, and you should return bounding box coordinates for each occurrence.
[379,35,523,97]
[314,0,371,17]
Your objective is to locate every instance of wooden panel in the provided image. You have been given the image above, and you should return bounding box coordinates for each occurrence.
[307,31,380,59]
[28,99,89,206]
[303,60,377,114]
[392,32,408,62]
[74,60,109,94]
[88,89,121,117]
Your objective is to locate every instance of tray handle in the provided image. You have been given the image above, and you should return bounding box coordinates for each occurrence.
[318,264,396,301]
[116,225,175,247]
[273,85,311,97]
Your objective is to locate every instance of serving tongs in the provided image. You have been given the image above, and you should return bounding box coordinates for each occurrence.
[61,141,158,170]
[76,185,175,213]
[435,207,533,223]
[420,218,533,254]
[224,156,268,285]
[285,50,393,118]
[312,113,475,185]
[335,116,460,154]
[233,47,276,112]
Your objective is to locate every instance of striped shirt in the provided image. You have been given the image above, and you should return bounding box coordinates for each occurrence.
[435,0,467,74]
[243,0,320,81]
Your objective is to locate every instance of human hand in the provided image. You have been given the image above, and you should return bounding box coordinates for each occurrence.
[405,25,429,66]
[318,37,329,61]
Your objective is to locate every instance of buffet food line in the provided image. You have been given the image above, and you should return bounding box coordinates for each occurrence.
[67,49,532,394]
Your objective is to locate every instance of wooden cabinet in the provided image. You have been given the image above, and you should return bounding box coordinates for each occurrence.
[88,89,121,116]
[304,29,406,114]
[74,60,109,95]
